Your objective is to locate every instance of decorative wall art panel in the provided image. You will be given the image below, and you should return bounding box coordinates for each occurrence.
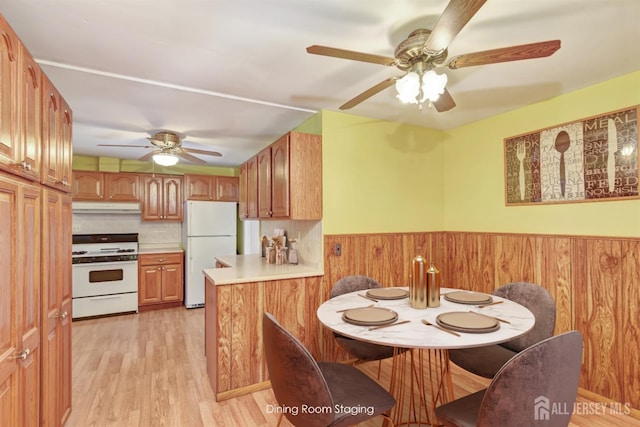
[504,106,638,205]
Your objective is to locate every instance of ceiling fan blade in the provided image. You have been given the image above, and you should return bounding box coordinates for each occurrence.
[424,0,487,53]
[181,147,222,157]
[175,151,207,165]
[447,40,561,69]
[306,45,397,66]
[138,151,156,162]
[97,144,154,148]
[339,77,398,110]
[433,88,456,112]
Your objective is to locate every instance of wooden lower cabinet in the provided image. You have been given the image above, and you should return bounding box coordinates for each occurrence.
[0,175,41,427]
[138,252,184,311]
[204,275,323,401]
[41,189,72,427]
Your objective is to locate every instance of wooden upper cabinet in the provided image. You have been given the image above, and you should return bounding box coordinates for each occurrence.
[72,170,104,200]
[184,174,212,200]
[105,173,139,201]
[72,171,139,201]
[17,45,41,182]
[242,132,321,220]
[238,163,248,218]
[257,146,272,218]
[216,176,238,201]
[41,75,72,192]
[0,15,19,175]
[185,174,239,202]
[270,134,290,218]
[141,174,183,221]
[246,156,258,218]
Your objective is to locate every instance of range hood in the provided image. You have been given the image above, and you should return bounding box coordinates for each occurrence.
[72,201,141,214]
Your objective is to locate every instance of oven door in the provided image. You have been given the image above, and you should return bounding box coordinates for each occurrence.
[72,260,138,298]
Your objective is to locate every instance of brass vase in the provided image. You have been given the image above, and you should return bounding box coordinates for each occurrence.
[426,263,441,307]
[409,255,428,309]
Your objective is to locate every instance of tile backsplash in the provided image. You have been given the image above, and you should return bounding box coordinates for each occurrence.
[72,213,182,245]
[260,220,323,267]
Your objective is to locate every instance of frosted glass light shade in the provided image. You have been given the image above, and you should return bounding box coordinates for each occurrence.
[153,153,179,166]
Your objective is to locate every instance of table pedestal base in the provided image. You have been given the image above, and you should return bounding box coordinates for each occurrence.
[388,348,454,427]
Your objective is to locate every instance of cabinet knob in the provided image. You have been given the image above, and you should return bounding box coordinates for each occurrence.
[13,348,30,361]
[55,311,68,320]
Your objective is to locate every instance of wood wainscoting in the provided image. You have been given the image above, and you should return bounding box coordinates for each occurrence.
[321,231,639,413]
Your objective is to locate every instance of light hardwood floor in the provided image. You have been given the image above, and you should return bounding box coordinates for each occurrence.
[65,307,639,427]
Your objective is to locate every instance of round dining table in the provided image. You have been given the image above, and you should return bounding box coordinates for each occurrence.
[316,287,536,426]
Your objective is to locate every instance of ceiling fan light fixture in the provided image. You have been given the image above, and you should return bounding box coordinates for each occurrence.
[153,152,179,166]
[421,70,448,102]
[396,69,448,106]
[395,71,421,104]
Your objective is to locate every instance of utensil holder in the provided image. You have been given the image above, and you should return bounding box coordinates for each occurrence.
[409,255,428,309]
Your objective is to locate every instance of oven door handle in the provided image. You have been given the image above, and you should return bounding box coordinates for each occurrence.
[87,295,126,301]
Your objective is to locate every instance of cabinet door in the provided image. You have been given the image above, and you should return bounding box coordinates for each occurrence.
[72,171,104,200]
[238,163,248,218]
[18,184,41,427]
[139,265,163,305]
[0,16,19,175]
[270,134,290,218]
[141,175,162,220]
[185,174,213,200]
[41,76,60,189]
[161,263,184,302]
[163,176,183,220]
[216,176,238,202]
[246,157,258,218]
[41,189,61,427]
[106,173,140,201]
[59,195,72,424]
[18,46,41,181]
[257,147,272,218]
[59,103,72,192]
[0,177,19,427]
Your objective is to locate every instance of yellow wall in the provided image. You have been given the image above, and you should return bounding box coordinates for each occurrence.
[444,70,640,237]
[72,155,238,176]
[322,110,446,234]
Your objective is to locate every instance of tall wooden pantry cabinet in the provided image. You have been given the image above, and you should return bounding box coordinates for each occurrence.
[0,14,73,427]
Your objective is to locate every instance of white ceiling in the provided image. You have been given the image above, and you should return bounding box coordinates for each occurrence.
[2,0,639,167]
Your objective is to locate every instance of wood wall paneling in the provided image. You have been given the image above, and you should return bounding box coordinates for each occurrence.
[321,231,640,411]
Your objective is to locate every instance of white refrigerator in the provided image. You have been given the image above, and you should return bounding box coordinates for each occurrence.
[182,201,237,308]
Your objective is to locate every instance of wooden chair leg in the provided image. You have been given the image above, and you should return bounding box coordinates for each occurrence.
[276,412,283,427]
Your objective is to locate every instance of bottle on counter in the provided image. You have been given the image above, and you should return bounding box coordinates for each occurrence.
[288,240,298,265]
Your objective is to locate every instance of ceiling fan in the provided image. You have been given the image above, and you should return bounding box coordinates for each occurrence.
[306,0,561,112]
[98,131,222,165]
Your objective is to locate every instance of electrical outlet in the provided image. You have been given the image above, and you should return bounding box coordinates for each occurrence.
[334,243,342,256]
[72,224,82,232]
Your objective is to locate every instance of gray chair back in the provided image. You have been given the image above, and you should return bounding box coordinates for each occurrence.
[330,275,381,298]
[263,312,334,427]
[477,330,582,426]
[494,282,556,352]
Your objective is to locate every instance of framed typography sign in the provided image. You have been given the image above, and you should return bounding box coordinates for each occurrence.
[504,105,639,205]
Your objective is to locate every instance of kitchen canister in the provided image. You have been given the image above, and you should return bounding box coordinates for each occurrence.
[409,255,428,309]
[426,263,441,307]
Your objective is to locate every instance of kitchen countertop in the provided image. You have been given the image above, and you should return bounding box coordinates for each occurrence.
[138,243,183,254]
[203,254,323,285]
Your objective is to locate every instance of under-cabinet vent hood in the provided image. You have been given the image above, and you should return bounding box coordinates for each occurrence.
[72,201,141,214]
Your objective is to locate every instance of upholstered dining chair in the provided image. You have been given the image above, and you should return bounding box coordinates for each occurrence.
[330,275,407,366]
[448,281,556,378]
[435,330,583,427]
[262,312,396,427]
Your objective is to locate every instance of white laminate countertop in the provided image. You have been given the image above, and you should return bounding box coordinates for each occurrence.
[138,243,183,254]
[203,254,323,285]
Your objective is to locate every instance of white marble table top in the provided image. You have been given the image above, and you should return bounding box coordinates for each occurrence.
[317,287,536,350]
